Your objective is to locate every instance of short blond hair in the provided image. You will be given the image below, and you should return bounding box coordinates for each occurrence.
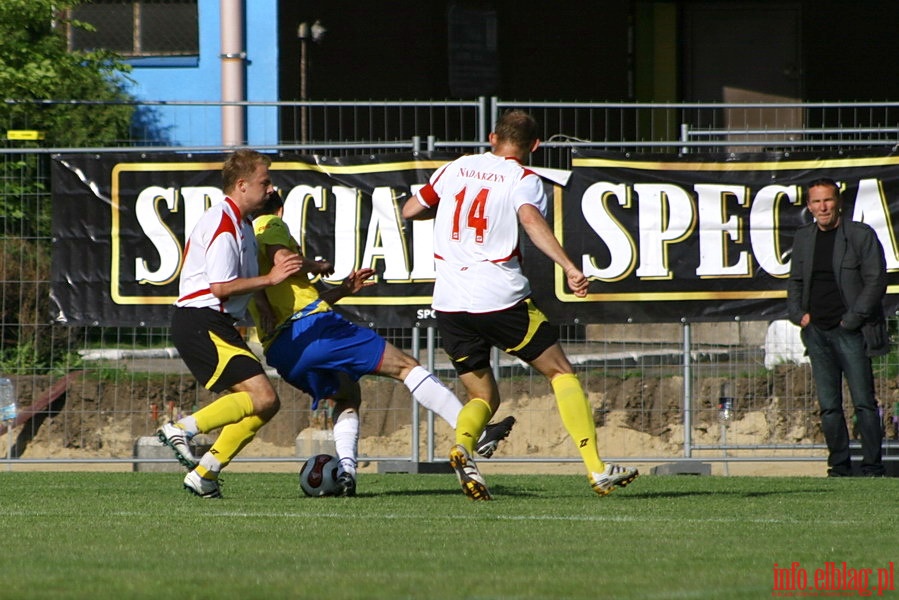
[222,149,271,194]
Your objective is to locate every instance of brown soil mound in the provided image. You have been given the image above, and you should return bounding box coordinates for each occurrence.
[4,364,897,476]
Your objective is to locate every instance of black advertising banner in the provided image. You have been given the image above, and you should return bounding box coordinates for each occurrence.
[551,149,899,323]
[51,150,899,327]
[51,152,456,327]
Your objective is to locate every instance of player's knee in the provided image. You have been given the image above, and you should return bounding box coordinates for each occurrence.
[254,390,281,420]
[380,343,420,379]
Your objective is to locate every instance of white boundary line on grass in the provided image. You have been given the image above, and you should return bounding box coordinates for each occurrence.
[56,510,867,526]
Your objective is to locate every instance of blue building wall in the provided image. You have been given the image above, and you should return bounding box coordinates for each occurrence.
[124,0,279,147]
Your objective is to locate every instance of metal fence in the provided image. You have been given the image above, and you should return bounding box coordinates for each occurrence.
[3,98,899,474]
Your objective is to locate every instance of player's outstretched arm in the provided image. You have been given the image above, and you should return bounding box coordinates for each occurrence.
[319,268,377,305]
[518,204,588,297]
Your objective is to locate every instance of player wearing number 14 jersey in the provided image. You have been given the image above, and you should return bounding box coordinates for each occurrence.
[421,149,538,313]
[403,110,638,500]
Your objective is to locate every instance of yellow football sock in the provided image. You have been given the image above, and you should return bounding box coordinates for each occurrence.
[455,398,492,454]
[552,373,605,474]
[193,391,254,433]
[201,414,267,472]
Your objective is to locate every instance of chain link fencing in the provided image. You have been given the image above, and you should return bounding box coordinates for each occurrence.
[2,98,899,474]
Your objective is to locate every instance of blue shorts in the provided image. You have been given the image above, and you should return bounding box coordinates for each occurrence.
[265,311,386,409]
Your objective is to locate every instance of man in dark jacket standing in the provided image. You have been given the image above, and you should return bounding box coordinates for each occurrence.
[787,178,888,477]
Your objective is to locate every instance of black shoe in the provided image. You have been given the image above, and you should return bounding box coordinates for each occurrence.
[861,469,886,478]
[336,472,357,497]
[476,416,516,459]
[827,468,852,477]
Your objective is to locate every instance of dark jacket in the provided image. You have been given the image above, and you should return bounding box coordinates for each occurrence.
[786,219,889,357]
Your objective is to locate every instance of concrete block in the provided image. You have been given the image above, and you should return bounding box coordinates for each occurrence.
[587,321,767,346]
[133,435,212,472]
[650,461,711,476]
[133,436,180,472]
[377,460,451,474]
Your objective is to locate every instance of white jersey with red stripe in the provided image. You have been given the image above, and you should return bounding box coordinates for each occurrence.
[415,152,546,313]
[175,196,258,318]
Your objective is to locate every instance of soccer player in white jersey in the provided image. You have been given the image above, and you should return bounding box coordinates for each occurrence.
[402,110,639,500]
[157,149,302,498]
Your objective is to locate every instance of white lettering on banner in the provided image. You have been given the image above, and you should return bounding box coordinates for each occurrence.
[579,182,807,282]
[280,184,432,284]
[580,182,636,281]
[695,184,750,278]
[408,183,437,280]
[123,179,896,293]
[749,185,799,278]
[361,186,411,281]
[282,184,326,260]
[851,178,899,270]
[134,186,178,284]
[634,184,695,279]
[328,186,360,281]
[133,186,221,285]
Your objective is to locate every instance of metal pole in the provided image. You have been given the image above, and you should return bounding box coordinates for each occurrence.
[220,0,246,146]
[682,320,692,458]
[297,21,326,146]
[299,33,308,144]
[426,326,436,462]
[411,326,420,463]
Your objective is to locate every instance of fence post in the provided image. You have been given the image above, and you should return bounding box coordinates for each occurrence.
[426,325,437,462]
[480,96,490,142]
[682,320,693,458]
[411,325,420,463]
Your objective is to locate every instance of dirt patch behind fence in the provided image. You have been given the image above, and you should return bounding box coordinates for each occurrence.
[4,365,898,476]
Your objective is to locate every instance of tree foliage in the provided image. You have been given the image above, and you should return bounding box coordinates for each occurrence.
[0,0,137,373]
[0,0,135,146]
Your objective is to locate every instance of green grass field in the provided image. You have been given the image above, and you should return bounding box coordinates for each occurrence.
[0,471,896,599]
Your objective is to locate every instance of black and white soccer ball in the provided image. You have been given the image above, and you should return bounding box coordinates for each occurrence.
[299,453,341,497]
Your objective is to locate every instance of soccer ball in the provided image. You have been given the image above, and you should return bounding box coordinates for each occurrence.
[299,454,341,497]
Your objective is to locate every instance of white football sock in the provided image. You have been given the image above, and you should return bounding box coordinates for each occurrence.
[176,415,199,436]
[333,409,359,475]
[198,451,222,476]
[403,366,462,428]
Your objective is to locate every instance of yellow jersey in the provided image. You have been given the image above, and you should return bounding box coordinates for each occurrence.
[251,214,330,344]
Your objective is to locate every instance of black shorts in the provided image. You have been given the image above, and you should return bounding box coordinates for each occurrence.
[170,307,265,393]
[436,299,558,375]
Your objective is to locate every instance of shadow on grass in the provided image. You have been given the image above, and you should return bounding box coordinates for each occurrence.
[373,482,545,499]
